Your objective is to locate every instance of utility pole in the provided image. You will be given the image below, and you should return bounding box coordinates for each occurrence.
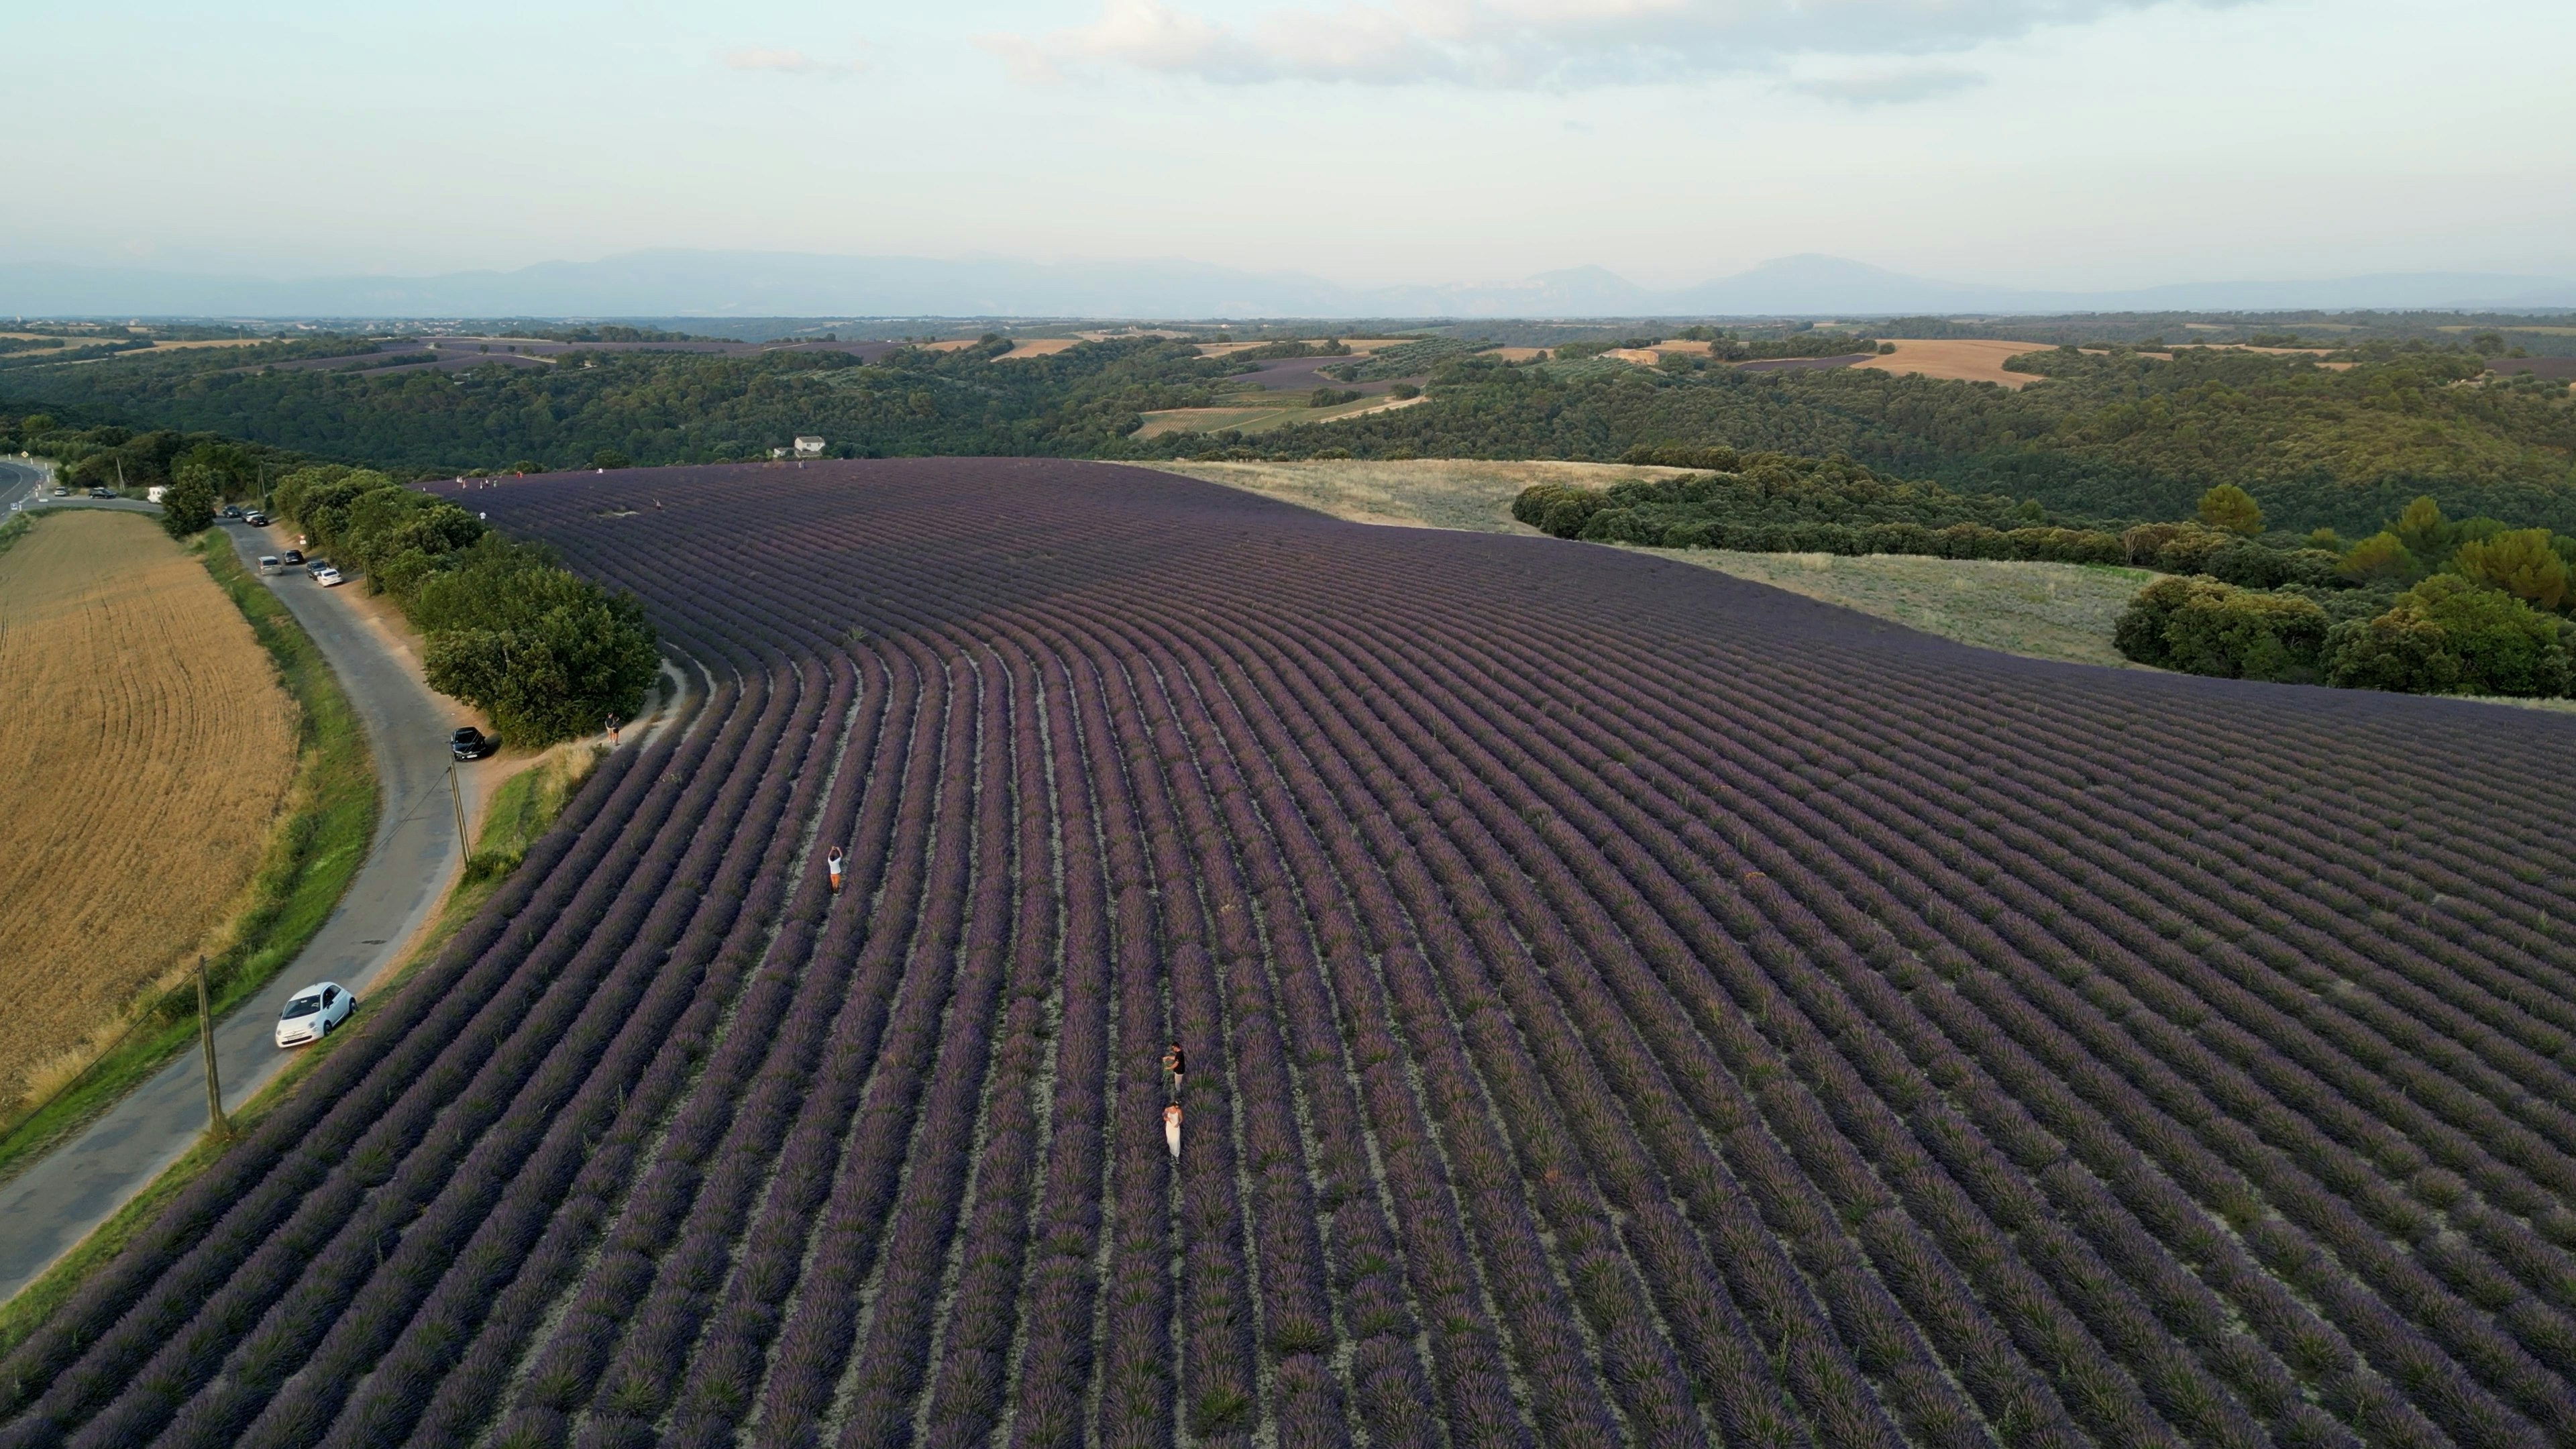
[448,761,470,852]
[198,955,228,1138]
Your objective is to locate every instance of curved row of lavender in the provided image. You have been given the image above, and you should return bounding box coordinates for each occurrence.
[5,458,2574,1449]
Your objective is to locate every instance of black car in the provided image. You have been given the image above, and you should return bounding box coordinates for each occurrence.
[282,549,305,566]
[221,505,243,519]
[88,486,114,499]
[450,727,494,761]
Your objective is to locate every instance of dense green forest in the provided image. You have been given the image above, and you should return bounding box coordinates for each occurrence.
[5,327,2570,537]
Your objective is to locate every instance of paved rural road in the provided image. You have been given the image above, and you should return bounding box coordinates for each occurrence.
[0,513,475,1304]
[0,457,51,514]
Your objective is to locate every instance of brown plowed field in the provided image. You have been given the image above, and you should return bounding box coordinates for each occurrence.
[0,511,298,1108]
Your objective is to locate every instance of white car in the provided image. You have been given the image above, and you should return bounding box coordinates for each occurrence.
[275,981,356,1047]
[258,555,282,574]
[313,564,345,587]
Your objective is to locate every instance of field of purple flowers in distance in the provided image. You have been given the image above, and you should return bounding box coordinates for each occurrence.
[8,458,2576,1449]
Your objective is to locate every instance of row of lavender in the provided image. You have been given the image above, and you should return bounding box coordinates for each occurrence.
[6,456,2572,1449]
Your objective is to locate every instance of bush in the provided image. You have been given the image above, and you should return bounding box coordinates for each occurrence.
[2198,484,2265,535]
[2338,531,2420,586]
[157,464,217,539]
[2324,574,2573,697]
[2453,528,2569,611]
[2116,576,2328,682]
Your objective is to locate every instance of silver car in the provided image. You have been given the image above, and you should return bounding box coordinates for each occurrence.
[275,981,356,1047]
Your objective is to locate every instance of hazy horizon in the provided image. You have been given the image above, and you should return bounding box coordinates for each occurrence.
[5,0,2573,295]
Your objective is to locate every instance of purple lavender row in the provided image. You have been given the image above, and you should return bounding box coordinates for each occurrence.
[1376,631,2273,1449]
[1813,761,2576,1433]
[740,641,1001,1447]
[1144,622,1452,1448]
[1126,635,1344,1447]
[826,647,1046,1449]
[1507,680,2367,1449]
[1218,608,2082,1449]
[364,653,883,1449]
[913,649,1070,1449]
[996,655,1118,1449]
[643,641,954,1448]
[1093,645,1265,1448]
[256,655,853,1448]
[1473,590,2534,1433]
[1308,625,1995,1449]
[537,664,917,1449]
[1061,649,1175,1449]
[415,657,871,1448]
[1269,641,1800,1449]
[1186,627,1648,1449]
[125,663,805,1449]
[1195,608,1937,1444]
[1461,608,2453,1443]
[1221,595,2071,1444]
[829,487,1504,1444]
[2,684,738,1449]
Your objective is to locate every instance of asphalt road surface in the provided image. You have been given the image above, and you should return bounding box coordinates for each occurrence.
[0,457,52,515]
[0,511,475,1304]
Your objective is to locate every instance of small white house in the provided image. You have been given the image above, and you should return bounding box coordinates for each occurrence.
[793,435,826,458]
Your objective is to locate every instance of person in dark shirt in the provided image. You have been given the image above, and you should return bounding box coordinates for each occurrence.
[1163,1040,1185,1096]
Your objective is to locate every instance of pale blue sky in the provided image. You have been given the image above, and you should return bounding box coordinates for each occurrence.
[5,0,2571,288]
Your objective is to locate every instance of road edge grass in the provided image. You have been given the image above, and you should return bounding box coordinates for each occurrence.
[0,743,601,1353]
[0,530,376,1184]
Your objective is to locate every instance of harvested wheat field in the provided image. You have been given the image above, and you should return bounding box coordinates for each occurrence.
[1858,337,2051,387]
[0,511,297,1108]
[996,337,1081,359]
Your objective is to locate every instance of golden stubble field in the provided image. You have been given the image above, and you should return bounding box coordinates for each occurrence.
[0,511,299,1108]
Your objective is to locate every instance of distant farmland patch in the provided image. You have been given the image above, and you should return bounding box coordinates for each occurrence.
[0,511,298,1111]
[1858,338,2052,388]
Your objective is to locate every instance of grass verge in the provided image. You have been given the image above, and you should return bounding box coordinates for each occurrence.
[0,741,600,1352]
[0,533,375,1183]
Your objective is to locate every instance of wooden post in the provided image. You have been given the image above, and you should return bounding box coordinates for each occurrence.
[449,761,470,854]
[198,955,227,1138]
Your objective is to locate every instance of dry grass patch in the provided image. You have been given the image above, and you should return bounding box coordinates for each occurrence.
[996,338,1080,360]
[1643,548,2154,667]
[1856,339,2050,388]
[0,512,299,1108]
[1145,458,1696,532]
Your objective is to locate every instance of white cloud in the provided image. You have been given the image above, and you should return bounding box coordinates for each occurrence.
[986,0,2252,89]
[721,46,865,78]
[1790,66,1989,105]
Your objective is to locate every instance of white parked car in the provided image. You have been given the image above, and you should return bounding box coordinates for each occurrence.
[313,564,345,587]
[275,981,356,1047]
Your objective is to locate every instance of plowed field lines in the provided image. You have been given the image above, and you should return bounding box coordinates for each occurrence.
[0,511,297,1108]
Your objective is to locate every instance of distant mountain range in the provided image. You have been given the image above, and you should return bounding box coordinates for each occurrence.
[6,250,2573,320]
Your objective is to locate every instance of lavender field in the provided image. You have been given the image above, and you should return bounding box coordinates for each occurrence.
[7,458,2576,1449]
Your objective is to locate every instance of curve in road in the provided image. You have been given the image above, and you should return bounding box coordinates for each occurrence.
[0,515,474,1303]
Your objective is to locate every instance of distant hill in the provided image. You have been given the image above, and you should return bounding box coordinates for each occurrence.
[5,249,2573,319]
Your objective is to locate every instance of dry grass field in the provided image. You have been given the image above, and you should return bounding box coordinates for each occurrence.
[1856,338,2050,387]
[0,511,299,1109]
[1648,549,2155,667]
[996,338,1081,360]
[1148,457,1686,530]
